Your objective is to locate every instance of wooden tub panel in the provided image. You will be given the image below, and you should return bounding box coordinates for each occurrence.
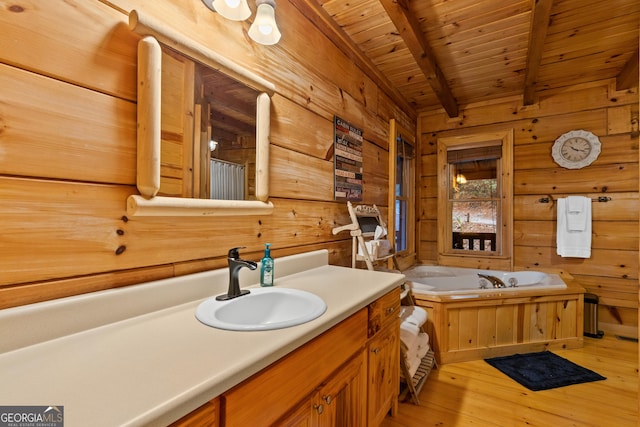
[413,284,584,364]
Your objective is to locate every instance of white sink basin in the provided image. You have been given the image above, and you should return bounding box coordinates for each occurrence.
[195,287,327,331]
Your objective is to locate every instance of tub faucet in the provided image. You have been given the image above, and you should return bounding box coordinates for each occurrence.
[477,273,506,288]
[216,247,257,301]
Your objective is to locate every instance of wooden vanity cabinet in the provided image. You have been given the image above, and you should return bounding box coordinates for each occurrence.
[169,398,219,426]
[169,288,400,427]
[223,308,368,427]
[367,288,401,426]
[368,287,400,337]
[367,317,400,425]
[275,349,367,426]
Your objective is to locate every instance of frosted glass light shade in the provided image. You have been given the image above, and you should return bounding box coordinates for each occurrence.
[248,1,281,45]
[202,0,251,21]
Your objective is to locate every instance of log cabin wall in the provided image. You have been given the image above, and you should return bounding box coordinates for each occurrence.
[0,0,414,309]
[418,81,639,337]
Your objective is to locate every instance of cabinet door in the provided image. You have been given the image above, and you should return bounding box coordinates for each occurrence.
[276,351,366,427]
[276,396,318,427]
[367,319,400,427]
[316,350,367,427]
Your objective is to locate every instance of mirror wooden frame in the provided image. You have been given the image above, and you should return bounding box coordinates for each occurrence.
[127,10,275,216]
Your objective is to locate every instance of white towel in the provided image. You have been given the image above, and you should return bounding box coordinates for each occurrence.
[400,306,427,327]
[416,332,430,358]
[406,354,422,378]
[556,197,592,258]
[404,331,430,360]
[404,333,430,378]
[374,225,387,239]
[567,196,584,212]
[399,321,420,347]
[566,196,588,231]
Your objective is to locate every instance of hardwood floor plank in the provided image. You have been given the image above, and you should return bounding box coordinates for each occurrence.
[382,336,638,426]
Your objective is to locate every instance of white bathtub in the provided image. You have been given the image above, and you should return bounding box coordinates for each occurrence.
[403,265,567,296]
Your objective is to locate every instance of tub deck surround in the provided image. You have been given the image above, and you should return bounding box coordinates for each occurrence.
[405,266,585,364]
[406,271,567,296]
[0,250,404,427]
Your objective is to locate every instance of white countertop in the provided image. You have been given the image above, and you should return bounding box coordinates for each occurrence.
[0,250,404,426]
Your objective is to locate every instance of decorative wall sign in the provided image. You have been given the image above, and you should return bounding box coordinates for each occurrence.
[334,116,363,201]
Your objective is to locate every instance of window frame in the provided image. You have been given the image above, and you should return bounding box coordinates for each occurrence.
[437,130,514,270]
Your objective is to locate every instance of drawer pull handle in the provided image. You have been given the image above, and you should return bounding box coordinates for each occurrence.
[371,347,380,354]
[323,395,333,404]
[385,307,395,314]
[313,404,324,414]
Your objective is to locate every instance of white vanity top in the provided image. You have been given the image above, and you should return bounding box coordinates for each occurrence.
[0,250,404,426]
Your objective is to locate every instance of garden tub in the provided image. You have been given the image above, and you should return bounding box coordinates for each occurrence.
[403,266,567,296]
[403,265,584,364]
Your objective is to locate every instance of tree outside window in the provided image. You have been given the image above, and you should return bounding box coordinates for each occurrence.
[449,155,499,252]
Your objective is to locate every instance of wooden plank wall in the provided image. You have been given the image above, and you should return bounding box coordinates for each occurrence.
[0,0,414,308]
[418,81,639,336]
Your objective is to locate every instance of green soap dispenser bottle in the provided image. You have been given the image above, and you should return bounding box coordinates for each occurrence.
[260,243,274,287]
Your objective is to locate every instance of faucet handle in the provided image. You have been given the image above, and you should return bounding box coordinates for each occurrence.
[228,246,246,259]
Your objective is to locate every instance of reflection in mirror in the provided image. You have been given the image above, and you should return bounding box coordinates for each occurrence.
[204,65,258,200]
[126,10,275,216]
[161,46,260,201]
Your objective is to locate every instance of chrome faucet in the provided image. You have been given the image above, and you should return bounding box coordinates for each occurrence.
[477,273,506,288]
[216,247,257,301]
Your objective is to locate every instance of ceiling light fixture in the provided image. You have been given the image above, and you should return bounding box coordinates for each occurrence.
[202,0,251,21]
[248,0,281,46]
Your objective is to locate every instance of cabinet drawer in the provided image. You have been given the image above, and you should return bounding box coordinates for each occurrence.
[368,287,400,337]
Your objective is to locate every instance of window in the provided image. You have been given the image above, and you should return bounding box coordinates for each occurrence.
[437,131,513,269]
[395,136,414,252]
[388,119,416,268]
[449,145,500,252]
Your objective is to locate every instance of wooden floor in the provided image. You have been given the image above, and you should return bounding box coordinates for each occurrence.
[382,336,638,426]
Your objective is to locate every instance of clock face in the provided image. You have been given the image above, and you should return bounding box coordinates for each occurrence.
[560,137,591,162]
[552,130,601,169]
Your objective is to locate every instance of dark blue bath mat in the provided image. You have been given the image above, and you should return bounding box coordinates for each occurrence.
[485,351,606,391]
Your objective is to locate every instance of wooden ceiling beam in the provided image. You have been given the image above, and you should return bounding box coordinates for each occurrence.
[616,50,639,90]
[289,0,417,120]
[378,0,458,118]
[523,0,554,105]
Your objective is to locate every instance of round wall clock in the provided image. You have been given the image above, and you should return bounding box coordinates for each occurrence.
[552,130,601,169]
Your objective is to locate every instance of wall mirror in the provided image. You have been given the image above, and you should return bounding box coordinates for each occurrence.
[127,10,275,216]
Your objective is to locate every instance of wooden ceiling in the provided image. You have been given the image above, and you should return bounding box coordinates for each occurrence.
[293,0,640,117]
